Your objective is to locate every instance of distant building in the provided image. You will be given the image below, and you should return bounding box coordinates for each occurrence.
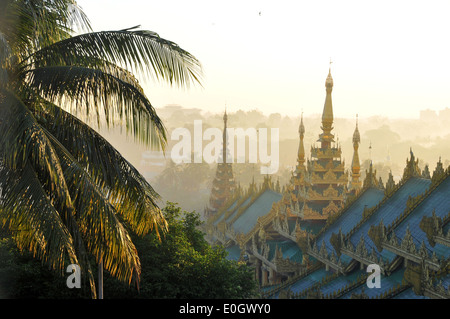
[203,110,236,219]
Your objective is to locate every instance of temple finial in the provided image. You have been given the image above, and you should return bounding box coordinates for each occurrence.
[296,111,306,171]
[223,103,228,123]
[351,116,361,191]
[299,111,305,136]
[353,114,360,144]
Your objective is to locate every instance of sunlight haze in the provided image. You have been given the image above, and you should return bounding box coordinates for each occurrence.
[76,0,450,119]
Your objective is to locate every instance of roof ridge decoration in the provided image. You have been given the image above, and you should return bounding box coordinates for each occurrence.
[402,148,422,181]
[422,164,431,179]
[329,228,344,257]
[431,157,447,186]
[368,219,387,252]
[420,210,443,247]
[347,153,440,243]
[363,161,381,189]
[385,171,396,196]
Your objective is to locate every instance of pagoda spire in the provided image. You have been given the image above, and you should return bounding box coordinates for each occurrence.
[303,65,347,219]
[296,112,306,174]
[206,109,235,216]
[222,107,228,163]
[350,114,361,191]
[319,66,335,149]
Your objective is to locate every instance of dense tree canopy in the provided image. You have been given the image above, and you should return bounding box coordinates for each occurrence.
[0,203,258,299]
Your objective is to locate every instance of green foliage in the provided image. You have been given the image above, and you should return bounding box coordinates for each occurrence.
[0,203,258,299]
[103,202,258,298]
[0,237,90,298]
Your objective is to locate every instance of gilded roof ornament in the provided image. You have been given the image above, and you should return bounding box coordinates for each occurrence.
[299,112,305,136]
[322,68,334,124]
[352,114,360,144]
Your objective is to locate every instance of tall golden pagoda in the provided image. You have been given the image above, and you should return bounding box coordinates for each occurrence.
[304,67,347,219]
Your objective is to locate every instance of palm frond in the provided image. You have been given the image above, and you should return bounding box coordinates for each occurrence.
[37,101,167,237]
[23,65,166,148]
[0,0,90,60]
[45,130,141,284]
[28,29,203,87]
[0,88,74,213]
[0,32,10,85]
[0,87,99,297]
[0,161,78,272]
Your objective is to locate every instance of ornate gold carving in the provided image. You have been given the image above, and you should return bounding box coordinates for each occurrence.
[324,169,336,181]
[329,229,343,257]
[419,210,441,247]
[307,188,321,200]
[368,221,386,252]
[404,263,423,295]
[323,184,338,198]
[302,205,326,220]
[322,201,340,217]
[402,149,421,180]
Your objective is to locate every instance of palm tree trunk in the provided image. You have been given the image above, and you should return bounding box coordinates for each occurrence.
[98,257,103,299]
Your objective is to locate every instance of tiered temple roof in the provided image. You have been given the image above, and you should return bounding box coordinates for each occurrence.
[262,153,450,299]
[204,176,282,249]
[204,69,449,299]
[204,110,236,219]
[298,69,349,219]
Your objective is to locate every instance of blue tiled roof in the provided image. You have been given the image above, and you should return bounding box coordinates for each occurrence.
[213,212,226,226]
[379,249,398,263]
[225,245,241,261]
[315,187,385,255]
[262,240,303,263]
[348,177,431,254]
[440,273,450,293]
[226,196,252,223]
[228,200,238,211]
[319,269,366,296]
[280,242,303,263]
[391,175,450,259]
[300,220,326,235]
[231,189,282,234]
[287,268,329,294]
[339,268,405,299]
[444,220,450,233]
[392,288,430,299]
[339,254,353,264]
[213,200,239,226]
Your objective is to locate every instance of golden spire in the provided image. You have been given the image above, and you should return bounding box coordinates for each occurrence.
[297,112,306,171]
[322,68,334,123]
[299,111,305,137]
[319,63,335,149]
[353,114,360,144]
[351,114,361,191]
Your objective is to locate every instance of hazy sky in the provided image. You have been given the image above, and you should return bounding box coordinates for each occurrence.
[76,0,450,119]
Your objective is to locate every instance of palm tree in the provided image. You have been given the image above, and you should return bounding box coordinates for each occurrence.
[0,0,202,298]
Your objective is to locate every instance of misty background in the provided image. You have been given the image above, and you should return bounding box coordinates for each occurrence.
[96,105,450,214]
